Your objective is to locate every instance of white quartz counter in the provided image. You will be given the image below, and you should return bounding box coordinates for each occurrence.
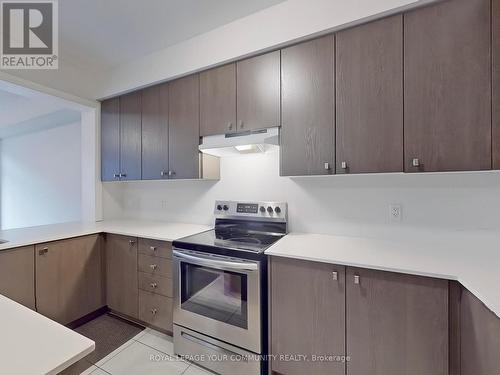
[266,229,500,318]
[0,294,94,374]
[0,219,212,251]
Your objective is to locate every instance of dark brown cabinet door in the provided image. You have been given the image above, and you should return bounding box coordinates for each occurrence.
[105,234,138,319]
[404,0,491,172]
[168,74,200,179]
[280,35,334,176]
[336,16,403,174]
[271,257,345,375]
[119,91,142,180]
[200,63,236,136]
[101,97,120,181]
[460,287,500,375]
[142,84,169,180]
[346,267,448,375]
[36,235,105,325]
[237,51,280,131]
[493,0,500,168]
[0,246,35,310]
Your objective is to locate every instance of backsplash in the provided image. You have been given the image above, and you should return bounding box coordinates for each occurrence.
[102,149,500,235]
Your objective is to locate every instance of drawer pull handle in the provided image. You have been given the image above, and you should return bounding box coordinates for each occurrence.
[150,282,158,289]
[38,247,48,256]
[150,246,157,252]
[150,264,158,270]
[129,239,136,245]
[151,308,158,315]
[354,275,360,285]
[332,271,338,281]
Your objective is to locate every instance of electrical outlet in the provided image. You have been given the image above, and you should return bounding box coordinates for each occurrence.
[389,204,402,222]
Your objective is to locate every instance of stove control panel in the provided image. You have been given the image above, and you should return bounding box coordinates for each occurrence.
[214,200,287,220]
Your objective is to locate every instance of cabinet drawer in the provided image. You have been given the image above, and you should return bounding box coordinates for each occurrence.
[138,272,173,297]
[138,239,172,259]
[139,290,173,332]
[138,254,172,277]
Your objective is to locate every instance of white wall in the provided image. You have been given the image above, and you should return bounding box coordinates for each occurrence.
[103,150,500,236]
[0,122,82,230]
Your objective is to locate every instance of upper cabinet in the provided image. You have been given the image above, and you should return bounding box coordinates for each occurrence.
[168,74,201,179]
[493,0,500,168]
[336,16,403,174]
[236,51,280,131]
[404,0,491,172]
[101,97,120,181]
[280,36,334,176]
[119,91,142,180]
[200,63,237,136]
[101,92,142,182]
[142,84,169,180]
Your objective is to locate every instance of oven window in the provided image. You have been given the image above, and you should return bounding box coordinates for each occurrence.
[180,263,248,329]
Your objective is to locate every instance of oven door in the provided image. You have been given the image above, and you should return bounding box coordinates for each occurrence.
[173,248,261,353]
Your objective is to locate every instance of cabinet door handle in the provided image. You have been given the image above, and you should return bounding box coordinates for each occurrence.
[332,271,338,281]
[113,173,120,178]
[238,120,244,129]
[412,158,420,167]
[354,275,360,285]
[150,282,158,289]
[324,162,330,170]
[38,247,48,256]
[151,308,158,315]
[341,161,348,170]
[168,171,175,177]
[227,122,233,130]
[160,171,166,177]
[150,264,158,270]
[150,246,157,252]
[129,239,136,245]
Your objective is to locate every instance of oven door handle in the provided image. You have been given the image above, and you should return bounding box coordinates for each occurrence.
[173,250,258,272]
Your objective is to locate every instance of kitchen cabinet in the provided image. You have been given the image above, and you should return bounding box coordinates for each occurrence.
[460,287,500,375]
[36,235,105,325]
[119,91,142,180]
[105,234,139,319]
[271,257,346,375]
[101,97,120,181]
[270,257,449,375]
[141,84,169,180]
[346,267,448,375]
[336,15,403,174]
[168,74,200,179]
[493,0,500,168]
[237,51,280,131]
[404,0,491,172]
[0,246,35,309]
[200,63,237,136]
[280,35,335,176]
[139,290,173,332]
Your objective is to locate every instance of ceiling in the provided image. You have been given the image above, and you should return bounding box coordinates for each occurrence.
[59,0,286,72]
[0,83,81,139]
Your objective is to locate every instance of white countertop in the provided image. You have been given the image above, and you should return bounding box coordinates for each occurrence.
[0,294,95,375]
[266,229,500,318]
[0,219,212,251]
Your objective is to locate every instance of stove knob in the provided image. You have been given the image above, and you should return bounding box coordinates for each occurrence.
[216,205,223,211]
[259,206,266,213]
[267,206,273,213]
[274,206,281,214]
[223,205,229,211]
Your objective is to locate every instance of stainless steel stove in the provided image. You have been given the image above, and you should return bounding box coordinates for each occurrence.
[172,200,287,375]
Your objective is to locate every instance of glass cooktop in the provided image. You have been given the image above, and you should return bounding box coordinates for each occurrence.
[174,227,285,253]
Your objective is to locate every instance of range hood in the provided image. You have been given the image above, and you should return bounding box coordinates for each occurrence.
[199,127,279,157]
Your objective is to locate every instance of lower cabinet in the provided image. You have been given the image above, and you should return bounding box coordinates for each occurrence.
[0,246,35,309]
[139,290,173,332]
[270,257,449,375]
[105,234,139,319]
[36,235,105,325]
